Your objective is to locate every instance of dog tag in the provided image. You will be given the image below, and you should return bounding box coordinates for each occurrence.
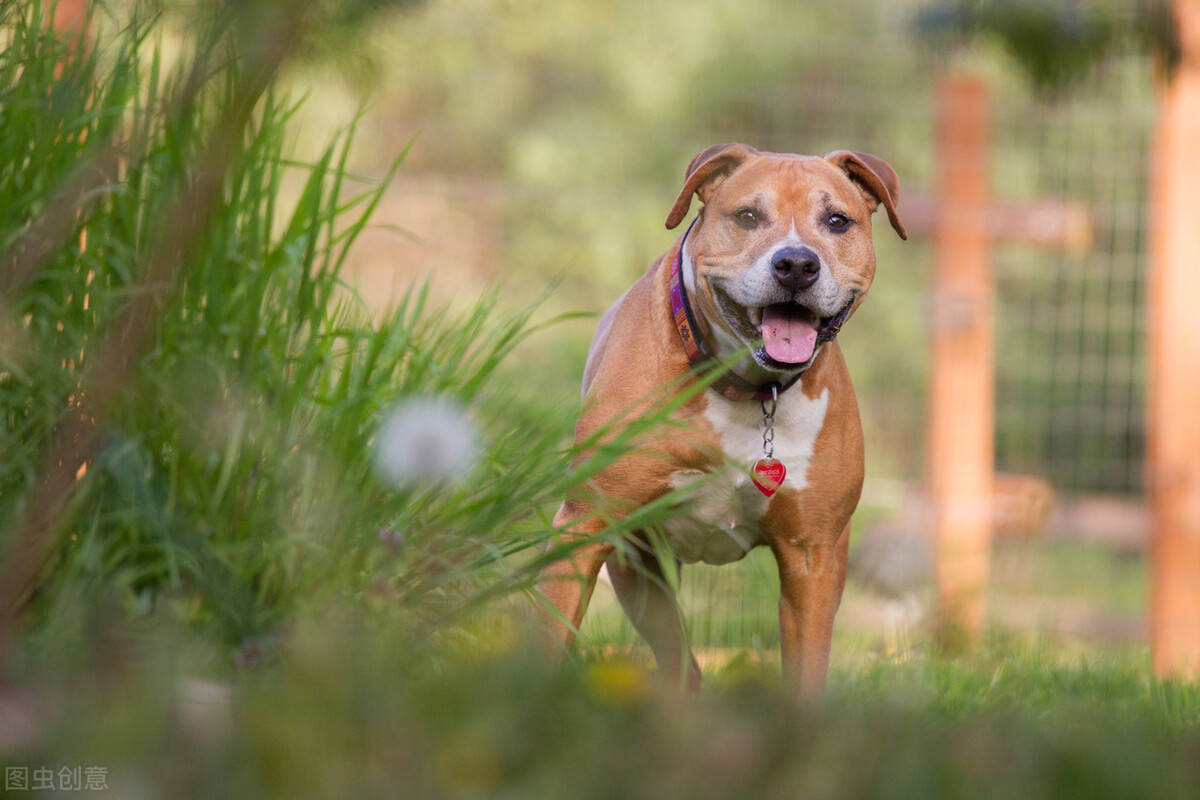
[751,458,786,497]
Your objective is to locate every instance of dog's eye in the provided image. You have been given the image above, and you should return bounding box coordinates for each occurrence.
[826,213,852,232]
[733,208,760,228]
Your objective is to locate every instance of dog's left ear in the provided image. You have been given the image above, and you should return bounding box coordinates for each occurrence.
[823,150,908,240]
[666,143,758,230]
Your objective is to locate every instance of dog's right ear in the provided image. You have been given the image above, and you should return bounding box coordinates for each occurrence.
[666,143,758,230]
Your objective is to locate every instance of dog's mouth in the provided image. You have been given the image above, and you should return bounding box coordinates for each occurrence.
[713,289,855,369]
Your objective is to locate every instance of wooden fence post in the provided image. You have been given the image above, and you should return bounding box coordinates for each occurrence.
[1149,0,1200,680]
[929,76,994,643]
[47,0,88,35]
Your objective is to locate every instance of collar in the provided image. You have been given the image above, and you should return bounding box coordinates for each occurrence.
[667,218,807,402]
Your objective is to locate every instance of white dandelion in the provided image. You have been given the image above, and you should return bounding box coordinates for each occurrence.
[372,395,481,487]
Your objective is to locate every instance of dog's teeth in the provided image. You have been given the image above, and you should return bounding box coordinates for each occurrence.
[749,307,762,327]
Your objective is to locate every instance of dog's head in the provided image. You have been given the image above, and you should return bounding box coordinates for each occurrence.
[667,143,906,372]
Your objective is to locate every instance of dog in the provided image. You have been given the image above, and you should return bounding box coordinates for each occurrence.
[537,143,906,696]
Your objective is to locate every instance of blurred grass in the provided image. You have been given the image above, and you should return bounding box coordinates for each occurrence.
[0,0,600,654]
[16,614,1200,799]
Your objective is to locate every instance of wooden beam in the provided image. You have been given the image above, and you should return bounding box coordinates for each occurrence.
[900,195,1093,253]
[1148,0,1200,680]
[928,76,994,643]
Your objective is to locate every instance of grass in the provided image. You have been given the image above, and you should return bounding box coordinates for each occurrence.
[13,618,1200,799]
[0,2,1197,798]
[0,0,615,651]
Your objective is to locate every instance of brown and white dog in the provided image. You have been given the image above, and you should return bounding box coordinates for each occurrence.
[537,143,906,696]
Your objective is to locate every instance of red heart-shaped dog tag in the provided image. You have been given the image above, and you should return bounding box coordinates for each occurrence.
[751,458,786,497]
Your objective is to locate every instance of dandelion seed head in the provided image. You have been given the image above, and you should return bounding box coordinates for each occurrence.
[373,396,480,487]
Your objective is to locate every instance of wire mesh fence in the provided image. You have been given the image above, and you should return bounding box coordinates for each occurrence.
[992,51,1154,496]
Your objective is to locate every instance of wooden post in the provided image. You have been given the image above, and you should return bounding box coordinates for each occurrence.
[928,76,994,642]
[1148,0,1200,680]
[909,78,1093,644]
[47,0,88,36]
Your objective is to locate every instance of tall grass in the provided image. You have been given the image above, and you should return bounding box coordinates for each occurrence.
[0,0,721,664]
[0,0,538,651]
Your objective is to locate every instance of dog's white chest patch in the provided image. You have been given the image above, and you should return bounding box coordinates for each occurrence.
[662,386,830,565]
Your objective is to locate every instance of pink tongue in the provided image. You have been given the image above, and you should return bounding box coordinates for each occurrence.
[761,304,818,364]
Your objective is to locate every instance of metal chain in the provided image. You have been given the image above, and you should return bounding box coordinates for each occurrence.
[761,384,778,459]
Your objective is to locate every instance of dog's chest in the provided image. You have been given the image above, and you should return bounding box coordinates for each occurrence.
[662,387,830,565]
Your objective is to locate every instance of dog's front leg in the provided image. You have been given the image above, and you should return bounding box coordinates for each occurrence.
[606,542,701,693]
[769,520,851,698]
[534,501,615,658]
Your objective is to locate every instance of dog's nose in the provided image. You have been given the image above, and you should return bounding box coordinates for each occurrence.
[771,246,821,291]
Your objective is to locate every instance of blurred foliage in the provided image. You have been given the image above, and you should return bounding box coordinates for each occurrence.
[0,0,568,652]
[363,0,930,278]
[15,614,1200,798]
[914,0,1179,90]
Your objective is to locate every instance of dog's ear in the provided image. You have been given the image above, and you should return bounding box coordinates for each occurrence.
[823,150,908,240]
[666,143,758,230]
